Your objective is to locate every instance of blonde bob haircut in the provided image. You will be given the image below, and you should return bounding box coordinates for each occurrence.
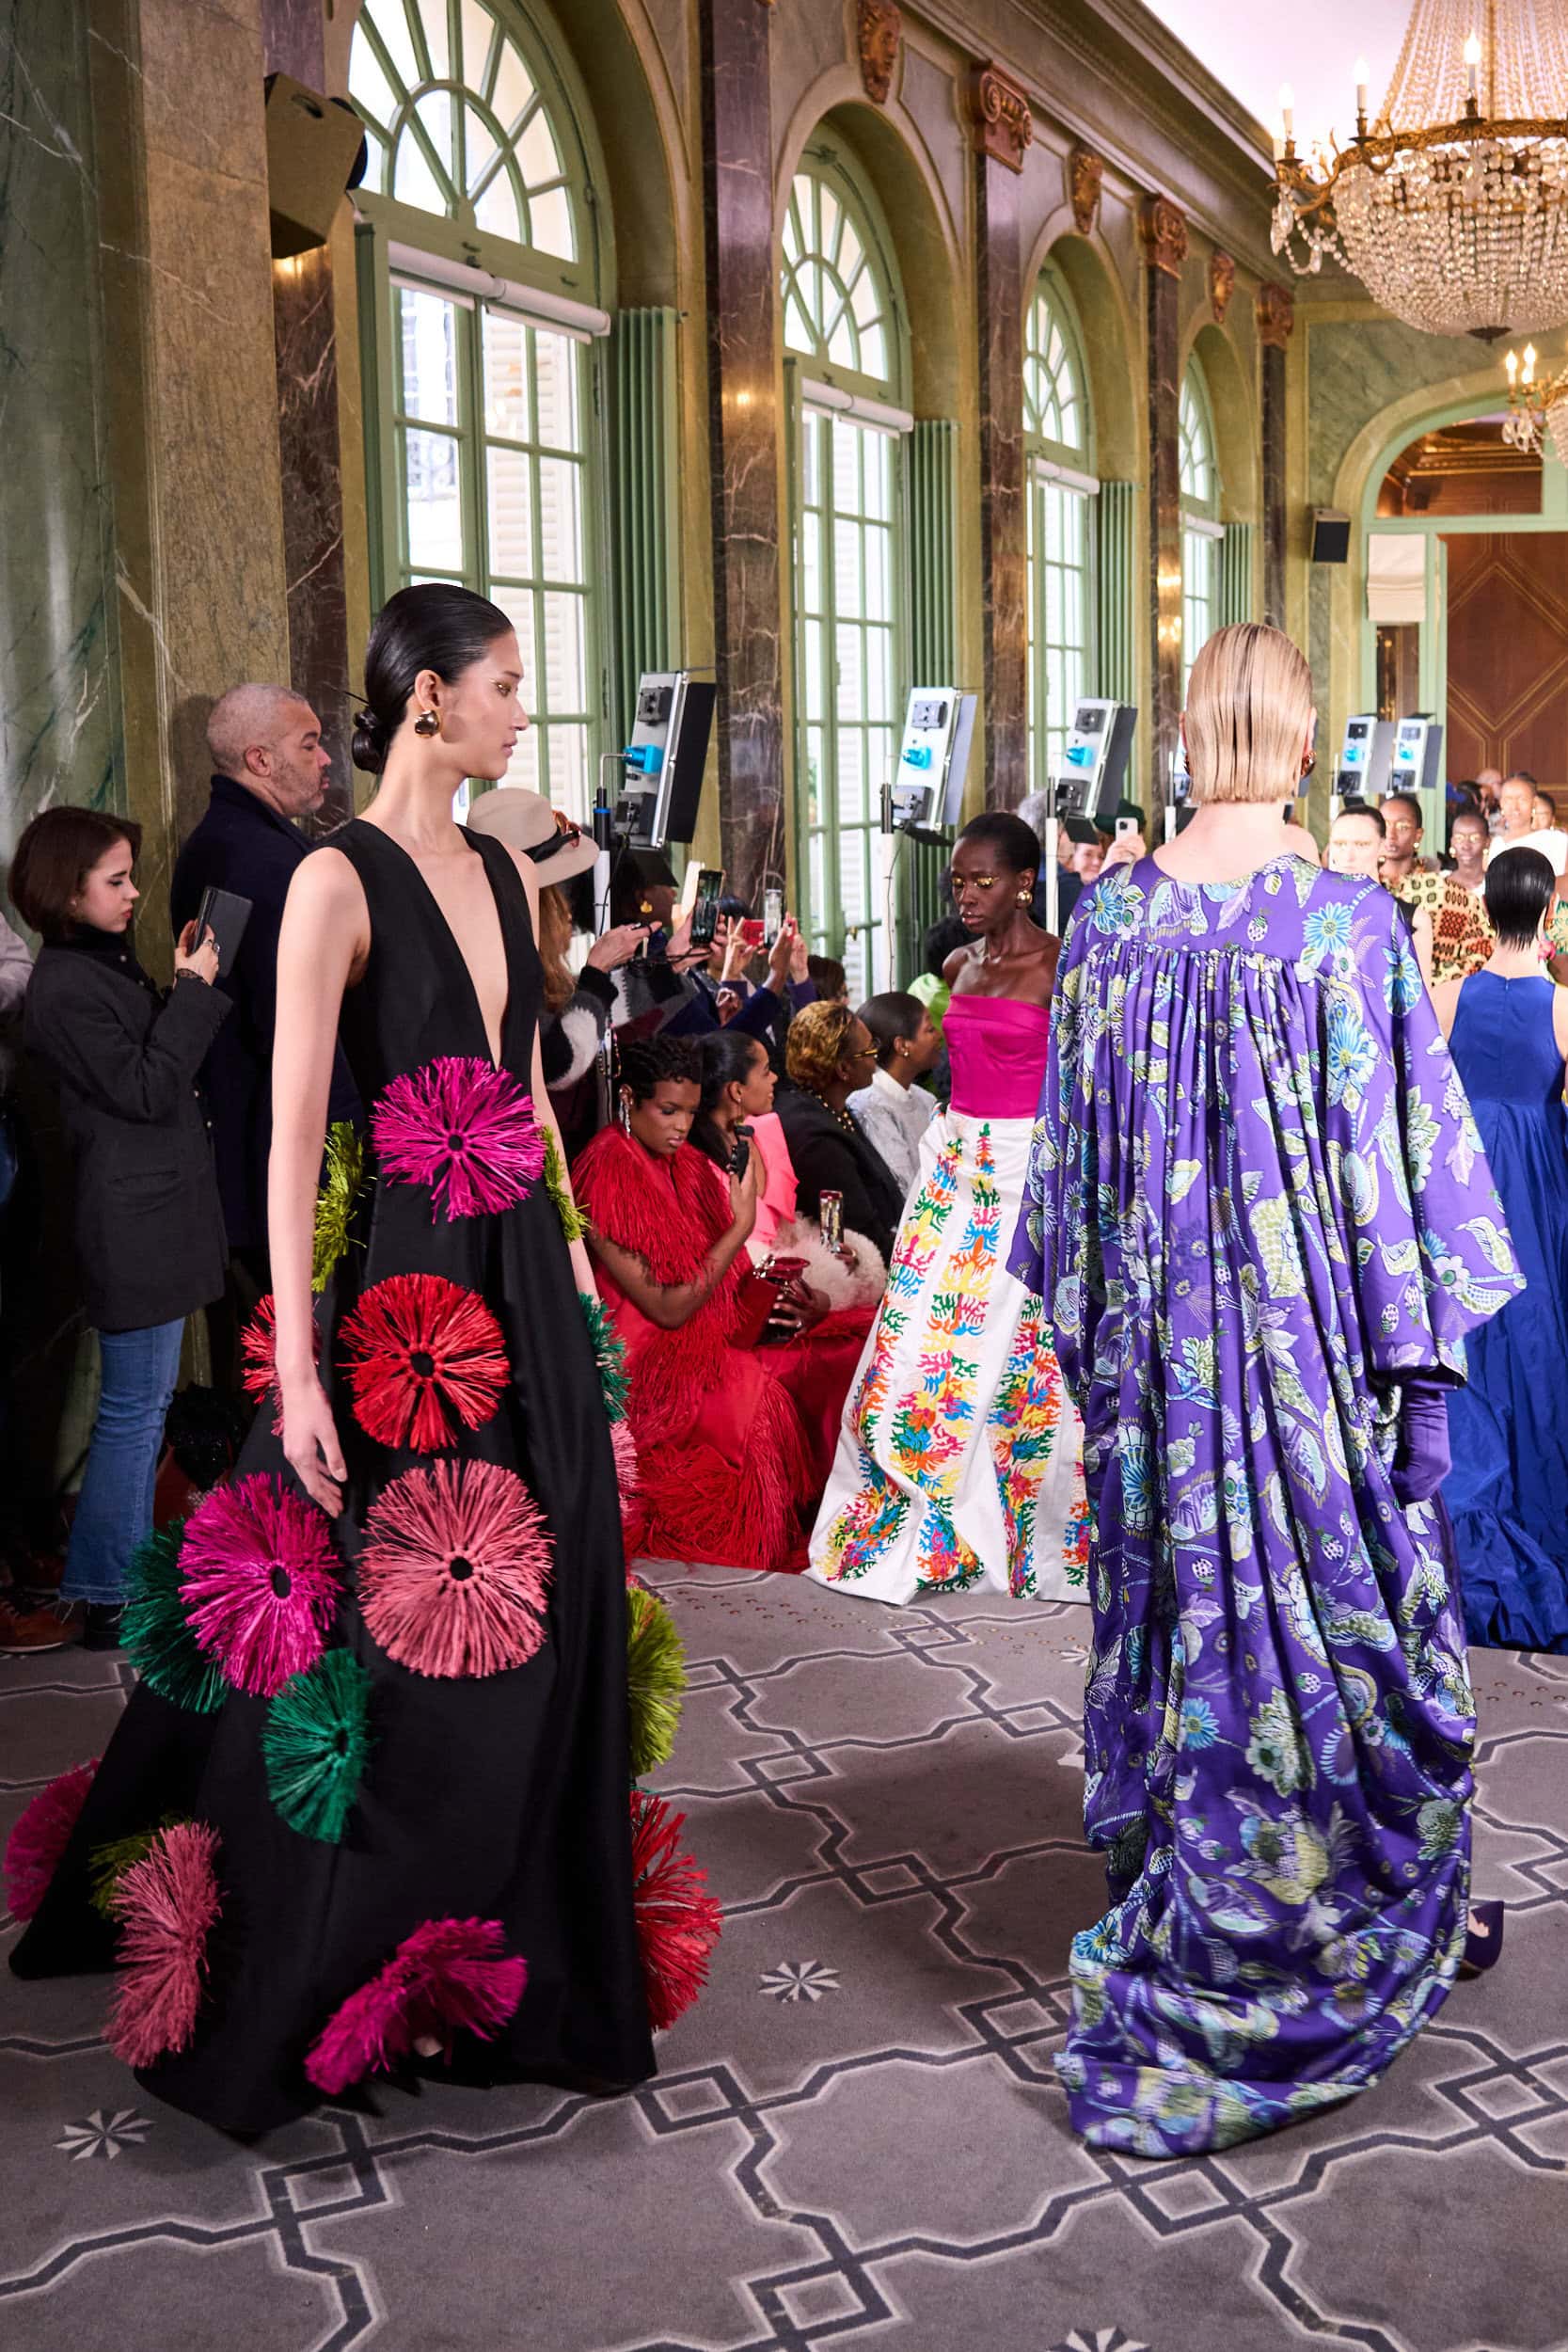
[1184,622,1315,806]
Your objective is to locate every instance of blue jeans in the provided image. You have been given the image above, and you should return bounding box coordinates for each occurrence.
[62,1320,185,1607]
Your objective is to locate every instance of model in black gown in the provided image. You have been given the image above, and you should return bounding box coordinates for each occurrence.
[10,813,657,2132]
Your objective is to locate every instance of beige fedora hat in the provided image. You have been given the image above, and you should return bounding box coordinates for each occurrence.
[466,786,599,883]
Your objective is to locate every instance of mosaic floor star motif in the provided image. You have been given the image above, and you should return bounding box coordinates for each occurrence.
[55,2108,151,2161]
[4,1566,1565,2352]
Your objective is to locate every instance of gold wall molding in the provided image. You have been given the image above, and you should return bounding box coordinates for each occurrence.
[969,60,1033,173]
[1140,193,1188,278]
[1069,146,1104,236]
[856,0,900,104]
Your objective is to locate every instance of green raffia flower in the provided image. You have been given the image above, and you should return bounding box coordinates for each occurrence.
[87,1820,179,1920]
[627,1582,687,1778]
[545,1124,590,1246]
[579,1290,628,1424]
[312,1122,369,1295]
[121,1521,229,1715]
[261,1649,374,1843]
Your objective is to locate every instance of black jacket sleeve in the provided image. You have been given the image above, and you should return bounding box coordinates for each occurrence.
[793,1125,895,1262]
[28,969,230,1126]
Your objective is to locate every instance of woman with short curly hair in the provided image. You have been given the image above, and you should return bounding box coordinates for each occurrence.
[775,1000,906,1264]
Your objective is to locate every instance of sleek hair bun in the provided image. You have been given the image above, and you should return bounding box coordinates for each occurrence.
[354,582,514,773]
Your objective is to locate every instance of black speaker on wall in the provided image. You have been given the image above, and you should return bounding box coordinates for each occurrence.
[264,74,369,259]
[1311,507,1352,564]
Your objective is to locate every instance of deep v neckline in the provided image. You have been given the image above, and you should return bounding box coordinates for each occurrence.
[352,820,515,1070]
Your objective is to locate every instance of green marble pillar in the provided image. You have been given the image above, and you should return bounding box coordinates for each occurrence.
[0,0,119,865]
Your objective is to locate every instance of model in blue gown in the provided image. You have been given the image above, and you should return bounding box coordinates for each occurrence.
[1443,968,1568,1651]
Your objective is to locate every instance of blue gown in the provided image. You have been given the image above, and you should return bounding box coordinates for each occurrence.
[1443,970,1568,1652]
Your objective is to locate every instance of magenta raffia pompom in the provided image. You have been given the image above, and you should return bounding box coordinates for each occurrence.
[304,1915,527,2093]
[371,1057,546,1220]
[106,1821,222,2068]
[180,1475,341,1698]
[4,1758,98,1922]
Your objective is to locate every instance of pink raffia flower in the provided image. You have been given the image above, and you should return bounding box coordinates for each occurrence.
[4,1757,98,1922]
[304,1915,527,2093]
[240,1295,322,1432]
[106,1821,222,2067]
[631,1789,722,2032]
[180,1476,341,1698]
[611,1419,642,1552]
[371,1057,546,1221]
[358,1459,552,1678]
[339,1274,510,1452]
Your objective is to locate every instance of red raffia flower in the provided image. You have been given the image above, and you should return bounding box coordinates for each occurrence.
[106,1821,222,2067]
[304,1915,527,2093]
[181,1476,341,1698]
[4,1757,98,1922]
[631,1788,722,2032]
[240,1295,322,1432]
[371,1057,546,1220]
[339,1274,509,1452]
[358,1460,552,1678]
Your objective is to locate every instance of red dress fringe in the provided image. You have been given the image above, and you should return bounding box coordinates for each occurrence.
[572,1130,818,1573]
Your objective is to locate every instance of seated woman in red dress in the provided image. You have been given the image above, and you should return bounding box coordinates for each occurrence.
[573,1037,859,1571]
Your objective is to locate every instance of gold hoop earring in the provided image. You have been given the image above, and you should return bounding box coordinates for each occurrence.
[414,707,440,739]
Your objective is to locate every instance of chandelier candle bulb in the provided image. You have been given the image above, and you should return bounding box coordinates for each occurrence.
[1354,57,1370,117]
[1279,83,1294,140]
[1465,31,1481,101]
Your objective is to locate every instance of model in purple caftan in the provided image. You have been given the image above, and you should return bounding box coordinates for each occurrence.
[1011,852,1524,2154]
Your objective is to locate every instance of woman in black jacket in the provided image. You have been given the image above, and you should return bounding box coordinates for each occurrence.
[776,999,906,1265]
[9,808,230,1649]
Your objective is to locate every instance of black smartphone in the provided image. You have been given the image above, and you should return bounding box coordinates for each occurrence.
[689,867,723,947]
[195,885,253,979]
[729,1122,752,1181]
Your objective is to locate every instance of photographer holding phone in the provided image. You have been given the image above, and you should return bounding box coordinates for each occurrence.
[8,808,231,1650]
[171,685,361,1381]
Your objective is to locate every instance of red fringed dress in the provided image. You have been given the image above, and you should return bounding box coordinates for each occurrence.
[9,821,661,2131]
[572,1127,867,1571]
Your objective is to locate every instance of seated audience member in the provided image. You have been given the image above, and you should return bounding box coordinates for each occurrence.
[690,1030,880,1479]
[8,809,230,1654]
[806,953,849,1005]
[1487,770,1568,876]
[171,683,360,1378]
[1432,847,1568,1653]
[847,992,941,1193]
[776,1001,906,1264]
[573,1036,821,1573]
[1380,789,1493,983]
[669,911,816,1060]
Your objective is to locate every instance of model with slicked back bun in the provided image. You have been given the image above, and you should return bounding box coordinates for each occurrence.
[352,583,513,773]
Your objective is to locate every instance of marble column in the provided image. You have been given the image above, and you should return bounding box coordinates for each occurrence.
[969,65,1032,810]
[263,2,355,823]
[0,0,119,861]
[1257,284,1294,635]
[698,0,782,914]
[1141,195,1187,820]
[87,0,289,938]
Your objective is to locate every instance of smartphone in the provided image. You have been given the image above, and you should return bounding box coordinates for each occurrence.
[739,917,766,948]
[763,886,784,946]
[1115,817,1139,842]
[689,866,723,947]
[729,1123,752,1181]
[195,885,253,979]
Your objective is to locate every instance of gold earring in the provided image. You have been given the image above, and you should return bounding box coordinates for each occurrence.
[1017,889,1031,905]
[414,707,440,738]
[617,1092,633,1136]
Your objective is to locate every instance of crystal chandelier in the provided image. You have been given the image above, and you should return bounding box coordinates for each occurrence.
[1271,0,1568,340]
[1500,341,1568,463]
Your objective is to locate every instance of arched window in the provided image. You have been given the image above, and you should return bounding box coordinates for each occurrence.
[783,151,910,996]
[1180,360,1222,698]
[350,0,607,818]
[1023,272,1096,791]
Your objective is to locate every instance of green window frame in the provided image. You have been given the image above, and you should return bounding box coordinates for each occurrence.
[1180,359,1222,698]
[1023,273,1097,792]
[350,0,610,819]
[783,150,911,999]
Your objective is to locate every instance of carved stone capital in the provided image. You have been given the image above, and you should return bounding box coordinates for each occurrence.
[969,61,1033,174]
[1255,280,1296,348]
[856,0,901,105]
[1209,249,1237,326]
[1139,194,1188,278]
[1069,147,1104,237]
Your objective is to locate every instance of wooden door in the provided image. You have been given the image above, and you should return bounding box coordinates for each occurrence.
[1444,532,1568,788]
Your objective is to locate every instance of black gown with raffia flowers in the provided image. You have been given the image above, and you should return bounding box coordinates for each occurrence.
[10,820,657,2132]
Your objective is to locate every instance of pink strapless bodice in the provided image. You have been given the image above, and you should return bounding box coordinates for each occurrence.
[945,993,1052,1119]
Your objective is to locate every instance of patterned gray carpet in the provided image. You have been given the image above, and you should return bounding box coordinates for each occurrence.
[3,1564,1565,2352]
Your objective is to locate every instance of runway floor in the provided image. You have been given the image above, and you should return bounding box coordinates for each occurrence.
[3,1563,1564,2352]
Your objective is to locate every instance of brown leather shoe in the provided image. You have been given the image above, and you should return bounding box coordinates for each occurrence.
[0,1601,81,1655]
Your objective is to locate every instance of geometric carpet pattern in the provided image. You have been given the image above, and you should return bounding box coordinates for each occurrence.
[3,1563,1566,2352]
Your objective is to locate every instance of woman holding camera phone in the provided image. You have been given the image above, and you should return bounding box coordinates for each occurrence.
[6,808,230,1653]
